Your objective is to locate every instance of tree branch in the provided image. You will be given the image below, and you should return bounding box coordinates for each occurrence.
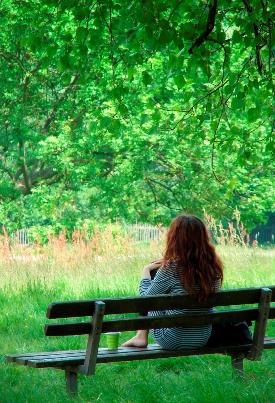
[43,72,80,132]
[242,0,264,75]
[189,0,218,54]
[170,78,229,130]
[18,140,32,194]
[0,48,26,71]
[145,178,181,212]
[146,177,182,206]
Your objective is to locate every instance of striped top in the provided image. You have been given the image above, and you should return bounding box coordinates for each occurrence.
[139,263,220,350]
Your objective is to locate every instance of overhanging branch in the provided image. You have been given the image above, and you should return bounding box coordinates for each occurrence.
[43,72,80,132]
[189,0,218,54]
[242,0,264,75]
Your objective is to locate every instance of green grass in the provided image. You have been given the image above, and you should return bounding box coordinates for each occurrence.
[0,244,274,402]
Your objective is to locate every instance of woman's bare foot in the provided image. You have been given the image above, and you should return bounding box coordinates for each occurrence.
[122,330,148,348]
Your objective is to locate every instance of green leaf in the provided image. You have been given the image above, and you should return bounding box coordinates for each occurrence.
[232,31,243,44]
[59,54,71,69]
[111,119,121,132]
[174,75,186,89]
[217,31,226,42]
[142,71,153,86]
[46,46,57,58]
[127,68,136,80]
[159,29,171,45]
[73,7,90,20]
[223,85,232,96]
[228,177,238,190]
[265,141,274,153]
[118,104,128,114]
[75,27,88,43]
[247,108,258,122]
[100,116,112,128]
[231,93,245,109]
[152,110,161,122]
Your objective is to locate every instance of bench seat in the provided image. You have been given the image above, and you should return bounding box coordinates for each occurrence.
[7,337,275,369]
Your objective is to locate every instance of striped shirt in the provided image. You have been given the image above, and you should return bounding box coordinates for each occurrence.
[139,263,220,350]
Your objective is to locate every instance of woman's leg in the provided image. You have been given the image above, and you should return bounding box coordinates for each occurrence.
[122,268,159,348]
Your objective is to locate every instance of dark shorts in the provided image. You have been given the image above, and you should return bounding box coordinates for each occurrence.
[150,268,159,280]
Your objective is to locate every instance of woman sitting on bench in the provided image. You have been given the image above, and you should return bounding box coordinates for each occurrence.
[122,215,224,350]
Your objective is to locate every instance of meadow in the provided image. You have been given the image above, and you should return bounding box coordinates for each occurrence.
[0,227,274,403]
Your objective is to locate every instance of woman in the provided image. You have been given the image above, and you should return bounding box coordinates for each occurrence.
[122,215,223,350]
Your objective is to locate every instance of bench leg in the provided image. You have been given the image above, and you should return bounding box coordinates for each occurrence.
[231,355,244,378]
[65,369,78,395]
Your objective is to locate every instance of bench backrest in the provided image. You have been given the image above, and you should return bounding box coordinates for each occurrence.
[45,286,275,336]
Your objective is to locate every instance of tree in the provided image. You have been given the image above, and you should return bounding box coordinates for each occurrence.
[0,0,273,232]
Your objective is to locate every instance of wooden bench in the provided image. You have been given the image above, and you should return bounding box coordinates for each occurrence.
[6,286,275,395]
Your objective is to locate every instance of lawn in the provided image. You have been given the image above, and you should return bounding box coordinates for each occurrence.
[0,235,274,402]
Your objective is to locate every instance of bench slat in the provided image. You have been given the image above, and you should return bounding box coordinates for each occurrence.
[47,286,275,318]
[6,346,160,364]
[95,344,254,364]
[8,344,254,368]
[7,346,165,367]
[46,307,275,336]
[7,338,275,369]
[7,351,87,365]
[44,307,275,336]
[6,350,86,363]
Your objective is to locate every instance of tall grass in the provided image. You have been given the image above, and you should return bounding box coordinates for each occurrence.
[0,222,274,292]
[0,225,274,402]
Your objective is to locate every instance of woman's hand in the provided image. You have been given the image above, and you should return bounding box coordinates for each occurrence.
[142,259,163,278]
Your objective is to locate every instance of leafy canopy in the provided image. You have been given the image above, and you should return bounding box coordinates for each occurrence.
[0,0,274,233]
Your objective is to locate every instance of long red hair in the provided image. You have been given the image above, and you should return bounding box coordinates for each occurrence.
[163,215,223,301]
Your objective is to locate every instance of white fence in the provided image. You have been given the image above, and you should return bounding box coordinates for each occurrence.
[16,229,29,245]
[125,224,165,242]
[14,224,165,245]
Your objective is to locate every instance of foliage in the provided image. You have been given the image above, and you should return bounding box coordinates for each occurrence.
[0,0,274,232]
